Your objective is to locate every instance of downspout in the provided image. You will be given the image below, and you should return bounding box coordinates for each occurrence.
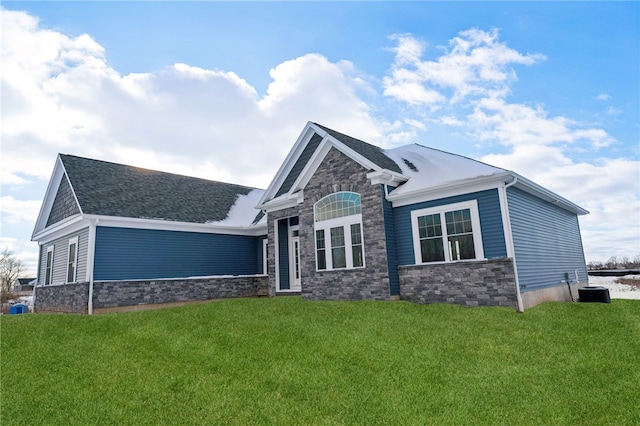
[87,219,98,315]
[32,243,42,313]
[502,176,524,312]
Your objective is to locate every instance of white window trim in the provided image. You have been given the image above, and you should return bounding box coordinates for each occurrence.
[45,245,54,286]
[66,236,79,283]
[262,239,268,275]
[411,200,485,265]
[314,214,365,271]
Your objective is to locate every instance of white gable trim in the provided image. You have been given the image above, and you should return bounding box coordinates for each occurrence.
[257,122,318,207]
[32,156,83,238]
[257,122,408,210]
[271,131,400,201]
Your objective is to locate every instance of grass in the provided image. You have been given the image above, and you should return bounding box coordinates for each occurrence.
[2,297,639,425]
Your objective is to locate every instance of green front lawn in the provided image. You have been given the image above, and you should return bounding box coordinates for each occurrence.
[2,298,639,425]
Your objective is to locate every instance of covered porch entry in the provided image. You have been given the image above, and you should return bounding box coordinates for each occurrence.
[275,216,301,293]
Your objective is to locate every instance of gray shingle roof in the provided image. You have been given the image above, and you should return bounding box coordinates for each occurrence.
[313,123,402,173]
[60,154,260,224]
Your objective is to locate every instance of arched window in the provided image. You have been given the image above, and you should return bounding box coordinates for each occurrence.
[313,192,364,270]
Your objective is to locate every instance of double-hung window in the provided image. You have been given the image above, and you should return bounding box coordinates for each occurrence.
[411,200,484,264]
[67,237,78,283]
[45,245,54,285]
[314,192,365,270]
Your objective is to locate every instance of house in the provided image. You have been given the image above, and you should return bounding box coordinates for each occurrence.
[12,277,36,292]
[32,122,589,313]
[31,154,268,313]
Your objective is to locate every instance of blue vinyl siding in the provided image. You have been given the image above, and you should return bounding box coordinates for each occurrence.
[94,227,264,280]
[257,235,267,274]
[394,189,507,265]
[507,187,588,291]
[382,186,400,296]
[277,219,290,290]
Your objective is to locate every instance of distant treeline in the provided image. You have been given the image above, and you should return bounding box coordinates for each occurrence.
[587,255,640,271]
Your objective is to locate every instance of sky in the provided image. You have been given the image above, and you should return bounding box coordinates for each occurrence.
[1,1,639,276]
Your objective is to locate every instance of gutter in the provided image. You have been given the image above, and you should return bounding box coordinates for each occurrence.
[386,171,513,203]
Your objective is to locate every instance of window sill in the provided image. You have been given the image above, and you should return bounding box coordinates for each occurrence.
[315,266,366,273]
[412,258,489,266]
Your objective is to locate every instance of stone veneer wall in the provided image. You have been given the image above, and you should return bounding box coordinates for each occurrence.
[35,282,89,314]
[298,148,392,301]
[34,276,268,314]
[398,258,517,308]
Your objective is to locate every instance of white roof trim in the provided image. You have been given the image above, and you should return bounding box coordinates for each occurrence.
[387,171,588,215]
[31,155,83,238]
[388,174,508,208]
[257,122,408,210]
[84,214,268,236]
[366,170,409,187]
[32,214,87,243]
[257,122,318,207]
[33,213,267,243]
[258,191,304,213]
[510,173,589,216]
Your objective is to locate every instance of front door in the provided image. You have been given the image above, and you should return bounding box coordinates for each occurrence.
[290,233,301,291]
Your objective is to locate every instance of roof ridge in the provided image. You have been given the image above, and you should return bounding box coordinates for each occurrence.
[312,123,382,150]
[59,153,262,191]
[387,143,509,172]
[312,123,402,173]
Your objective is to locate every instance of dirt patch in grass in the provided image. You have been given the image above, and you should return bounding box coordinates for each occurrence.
[615,277,640,289]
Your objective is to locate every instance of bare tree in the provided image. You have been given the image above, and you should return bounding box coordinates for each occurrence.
[605,256,618,269]
[0,248,24,293]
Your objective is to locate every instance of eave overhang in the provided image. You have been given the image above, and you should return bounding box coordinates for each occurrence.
[509,173,589,216]
[386,171,588,216]
[366,169,409,187]
[32,213,267,244]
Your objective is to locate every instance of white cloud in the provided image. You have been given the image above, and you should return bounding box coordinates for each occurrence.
[606,106,621,115]
[383,30,638,262]
[0,9,384,190]
[383,29,545,107]
[0,196,41,224]
[1,8,393,270]
[467,97,615,148]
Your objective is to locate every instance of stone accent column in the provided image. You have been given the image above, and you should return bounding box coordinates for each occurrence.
[298,147,392,300]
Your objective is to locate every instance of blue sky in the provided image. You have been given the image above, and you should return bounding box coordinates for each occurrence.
[1,1,639,275]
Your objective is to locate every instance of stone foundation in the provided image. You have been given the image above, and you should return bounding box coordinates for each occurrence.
[34,275,268,314]
[34,282,89,314]
[399,258,517,308]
